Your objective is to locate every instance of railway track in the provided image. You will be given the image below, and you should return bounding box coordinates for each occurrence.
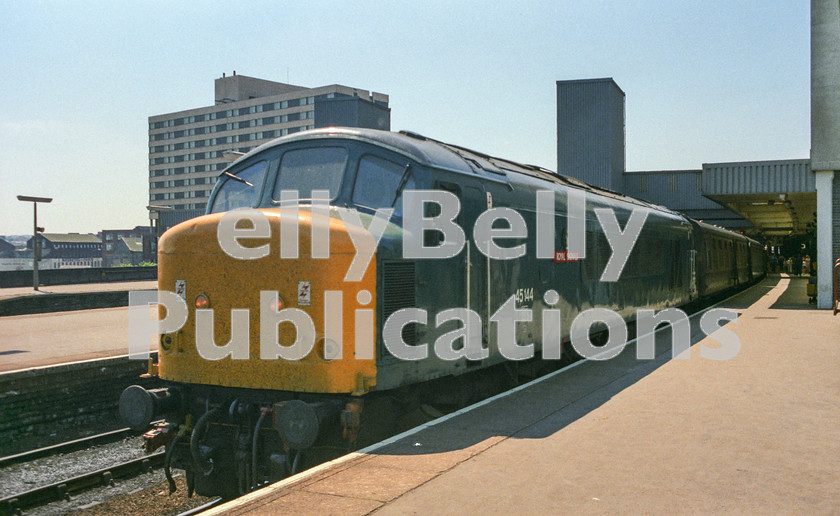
[0,428,167,515]
[0,428,133,469]
[0,451,164,516]
[0,425,226,516]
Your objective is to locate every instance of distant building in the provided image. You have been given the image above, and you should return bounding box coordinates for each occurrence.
[110,237,144,266]
[149,73,390,232]
[101,226,151,266]
[27,233,103,268]
[0,238,15,258]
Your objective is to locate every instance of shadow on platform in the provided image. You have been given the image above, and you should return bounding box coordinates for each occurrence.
[370,276,776,460]
[769,275,813,310]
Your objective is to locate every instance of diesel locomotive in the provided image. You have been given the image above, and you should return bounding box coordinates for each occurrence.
[120,128,765,498]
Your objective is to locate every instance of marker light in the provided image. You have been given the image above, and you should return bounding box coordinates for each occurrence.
[270,296,285,312]
[195,294,210,309]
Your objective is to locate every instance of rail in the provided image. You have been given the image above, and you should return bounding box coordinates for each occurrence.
[0,451,164,515]
[176,498,224,516]
[0,428,132,468]
[834,258,839,316]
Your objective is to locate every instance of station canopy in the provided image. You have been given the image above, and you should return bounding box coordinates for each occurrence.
[701,160,816,238]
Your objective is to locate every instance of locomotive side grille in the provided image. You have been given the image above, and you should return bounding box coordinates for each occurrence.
[381,261,417,355]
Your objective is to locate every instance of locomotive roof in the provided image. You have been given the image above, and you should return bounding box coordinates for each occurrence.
[233,127,684,218]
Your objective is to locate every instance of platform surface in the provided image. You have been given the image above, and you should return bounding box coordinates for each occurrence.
[209,275,840,514]
[0,305,157,372]
[0,280,156,301]
[0,281,157,371]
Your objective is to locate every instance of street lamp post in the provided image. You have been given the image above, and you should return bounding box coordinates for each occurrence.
[17,195,53,291]
[146,205,173,261]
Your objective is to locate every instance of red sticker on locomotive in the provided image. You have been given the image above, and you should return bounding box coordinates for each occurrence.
[553,251,581,263]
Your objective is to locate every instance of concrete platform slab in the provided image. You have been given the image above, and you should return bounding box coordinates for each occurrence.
[208,276,840,514]
[223,488,383,516]
[0,306,156,371]
[0,280,157,301]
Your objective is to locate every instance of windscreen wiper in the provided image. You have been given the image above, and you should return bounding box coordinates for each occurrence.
[391,163,412,207]
[223,170,253,187]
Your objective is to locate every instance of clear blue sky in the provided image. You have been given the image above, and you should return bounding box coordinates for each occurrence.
[0,1,810,235]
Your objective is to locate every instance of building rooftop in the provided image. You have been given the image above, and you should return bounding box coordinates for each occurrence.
[40,233,102,243]
[120,237,144,253]
[215,73,307,104]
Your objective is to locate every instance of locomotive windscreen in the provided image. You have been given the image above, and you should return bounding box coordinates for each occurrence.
[351,155,414,217]
[271,146,347,201]
[209,160,268,213]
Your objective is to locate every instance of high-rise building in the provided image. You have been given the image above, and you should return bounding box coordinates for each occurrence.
[148,73,390,229]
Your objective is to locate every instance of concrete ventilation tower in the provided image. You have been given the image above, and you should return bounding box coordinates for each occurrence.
[556,78,626,192]
[811,0,840,308]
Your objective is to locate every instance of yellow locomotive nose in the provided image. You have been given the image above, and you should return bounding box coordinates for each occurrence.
[155,208,378,394]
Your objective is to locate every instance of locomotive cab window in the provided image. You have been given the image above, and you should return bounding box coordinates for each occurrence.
[209,160,268,213]
[272,146,348,201]
[351,155,414,216]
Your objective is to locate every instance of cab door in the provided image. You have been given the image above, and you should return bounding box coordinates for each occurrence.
[462,184,489,358]
[427,180,490,363]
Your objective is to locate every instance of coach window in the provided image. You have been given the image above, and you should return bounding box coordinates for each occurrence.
[272,147,347,201]
[352,155,414,216]
[209,160,268,213]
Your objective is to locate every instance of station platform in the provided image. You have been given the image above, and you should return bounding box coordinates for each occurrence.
[0,280,157,301]
[208,275,840,514]
[0,280,158,371]
[0,306,158,372]
[0,279,156,326]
